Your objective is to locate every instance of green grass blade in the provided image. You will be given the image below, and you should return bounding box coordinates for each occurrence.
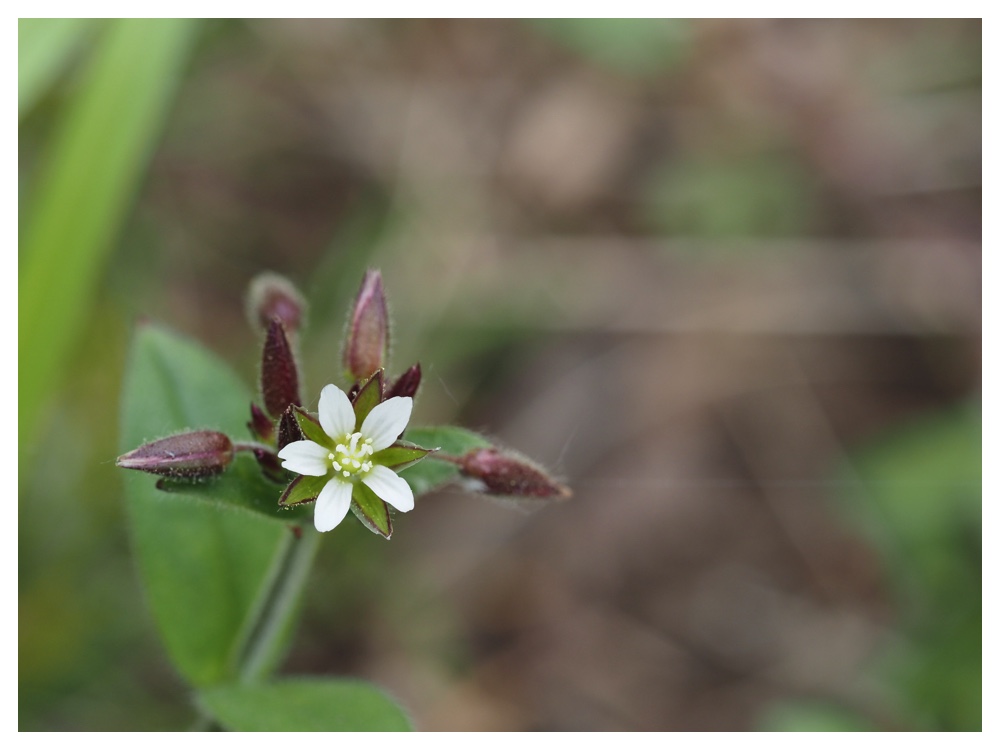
[19,18,197,453]
[18,18,96,117]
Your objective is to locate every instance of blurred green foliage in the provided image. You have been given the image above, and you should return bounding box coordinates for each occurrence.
[758,701,874,732]
[763,401,981,731]
[19,19,197,457]
[643,152,821,240]
[18,18,96,118]
[199,678,412,731]
[850,401,981,731]
[531,19,691,76]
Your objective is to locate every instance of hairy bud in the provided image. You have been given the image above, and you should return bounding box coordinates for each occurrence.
[261,318,301,419]
[387,363,421,399]
[246,272,306,333]
[116,431,234,478]
[459,448,571,499]
[248,402,275,442]
[344,269,389,381]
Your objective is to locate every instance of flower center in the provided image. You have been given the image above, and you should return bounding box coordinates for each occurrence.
[329,432,375,479]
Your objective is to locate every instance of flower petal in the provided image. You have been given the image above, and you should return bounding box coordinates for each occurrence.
[318,384,356,439]
[313,478,353,532]
[361,464,414,512]
[360,396,412,451]
[277,440,329,476]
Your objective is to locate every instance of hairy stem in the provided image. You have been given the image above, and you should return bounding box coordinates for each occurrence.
[231,524,321,684]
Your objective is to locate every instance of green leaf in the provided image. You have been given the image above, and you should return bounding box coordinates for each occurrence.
[351,482,392,539]
[21,19,197,456]
[399,426,492,495]
[120,324,290,686]
[199,677,413,731]
[405,425,492,455]
[156,453,309,521]
[18,18,96,117]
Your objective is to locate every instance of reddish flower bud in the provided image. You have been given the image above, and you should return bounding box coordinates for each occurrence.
[247,402,275,442]
[344,269,389,381]
[116,431,234,478]
[387,363,421,399]
[261,318,301,419]
[246,272,306,333]
[252,447,286,483]
[459,448,571,499]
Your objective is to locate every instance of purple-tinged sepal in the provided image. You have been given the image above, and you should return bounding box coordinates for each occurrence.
[459,447,571,499]
[344,269,389,381]
[261,318,301,419]
[248,402,275,442]
[252,447,286,483]
[277,406,305,450]
[246,272,306,333]
[387,363,421,399]
[116,431,234,479]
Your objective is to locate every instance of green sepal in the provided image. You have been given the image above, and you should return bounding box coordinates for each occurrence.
[351,369,384,426]
[291,405,330,448]
[278,475,329,507]
[375,440,436,471]
[350,482,392,539]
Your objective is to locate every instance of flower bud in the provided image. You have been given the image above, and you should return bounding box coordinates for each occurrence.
[387,363,421,399]
[252,447,286,483]
[261,318,302,419]
[459,448,571,499]
[344,269,389,381]
[246,272,306,333]
[247,402,275,442]
[116,431,234,478]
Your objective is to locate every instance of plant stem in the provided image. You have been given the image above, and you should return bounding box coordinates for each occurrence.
[233,440,278,456]
[232,524,321,684]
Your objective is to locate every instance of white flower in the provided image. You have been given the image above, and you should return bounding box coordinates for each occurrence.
[278,384,417,533]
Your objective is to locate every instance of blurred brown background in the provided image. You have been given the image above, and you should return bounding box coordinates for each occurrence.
[19,19,981,730]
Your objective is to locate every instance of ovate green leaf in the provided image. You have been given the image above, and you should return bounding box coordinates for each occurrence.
[120,324,290,686]
[398,426,492,495]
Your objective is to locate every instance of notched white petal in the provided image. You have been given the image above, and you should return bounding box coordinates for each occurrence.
[361,396,412,452]
[313,478,353,532]
[362,464,414,512]
[318,384,356,439]
[277,440,329,476]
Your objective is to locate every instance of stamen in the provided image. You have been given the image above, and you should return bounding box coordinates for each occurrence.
[332,461,342,471]
[342,470,350,477]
